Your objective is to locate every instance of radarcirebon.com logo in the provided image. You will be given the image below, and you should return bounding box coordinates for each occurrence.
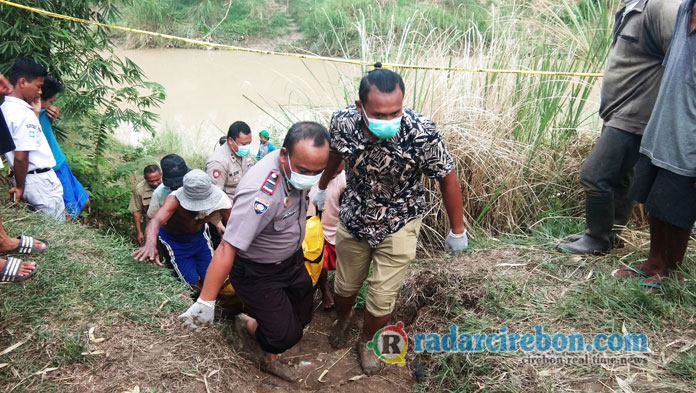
[367,321,408,366]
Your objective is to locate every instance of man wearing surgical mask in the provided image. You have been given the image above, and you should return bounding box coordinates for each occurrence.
[180,122,330,382]
[313,68,467,375]
[205,120,255,200]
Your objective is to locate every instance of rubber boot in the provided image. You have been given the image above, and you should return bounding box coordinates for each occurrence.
[611,197,634,248]
[559,195,613,254]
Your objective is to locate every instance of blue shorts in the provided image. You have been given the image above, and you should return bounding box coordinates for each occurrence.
[53,161,89,220]
[158,226,214,286]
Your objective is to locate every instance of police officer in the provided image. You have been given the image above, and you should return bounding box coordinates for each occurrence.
[205,121,254,199]
[179,121,330,382]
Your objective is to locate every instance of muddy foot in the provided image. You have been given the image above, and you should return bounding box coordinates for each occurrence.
[358,340,383,376]
[260,360,299,382]
[235,314,264,362]
[328,318,352,349]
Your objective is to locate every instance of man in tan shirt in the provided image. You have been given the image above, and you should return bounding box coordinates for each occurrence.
[128,165,161,245]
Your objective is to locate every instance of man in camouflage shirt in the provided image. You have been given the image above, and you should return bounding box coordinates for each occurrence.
[313,68,468,375]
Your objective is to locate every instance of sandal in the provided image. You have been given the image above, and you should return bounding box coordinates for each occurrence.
[5,235,49,255]
[0,257,37,282]
[638,277,662,293]
[612,266,650,278]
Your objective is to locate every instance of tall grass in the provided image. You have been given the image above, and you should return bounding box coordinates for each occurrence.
[254,0,617,248]
[289,0,493,57]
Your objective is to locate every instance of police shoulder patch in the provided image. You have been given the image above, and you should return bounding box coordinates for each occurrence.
[261,171,280,195]
[212,169,221,179]
[253,197,270,215]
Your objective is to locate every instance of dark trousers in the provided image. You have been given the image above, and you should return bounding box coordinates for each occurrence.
[229,249,313,354]
[580,125,642,199]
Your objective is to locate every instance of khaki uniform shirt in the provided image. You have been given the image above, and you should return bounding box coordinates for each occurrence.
[222,150,308,263]
[128,179,154,215]
[205,143,254,197]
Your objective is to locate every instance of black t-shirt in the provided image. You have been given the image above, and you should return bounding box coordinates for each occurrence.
[0,100,16,154]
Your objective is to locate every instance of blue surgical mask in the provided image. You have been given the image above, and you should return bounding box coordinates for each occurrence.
[286,156,323,190]
[361,103,402,140]
[231,139,251,157]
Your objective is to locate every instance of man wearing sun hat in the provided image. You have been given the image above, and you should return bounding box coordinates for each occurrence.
[132,169,231,292]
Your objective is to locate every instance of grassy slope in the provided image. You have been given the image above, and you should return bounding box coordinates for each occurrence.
[0,205,251,392]
[1,204,694,392]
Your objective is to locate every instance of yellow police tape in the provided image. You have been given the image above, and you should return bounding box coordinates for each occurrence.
[0,0,604,78]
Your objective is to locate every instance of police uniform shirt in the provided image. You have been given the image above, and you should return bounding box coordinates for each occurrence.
[222,150,307,263]
[205,142,254,197]
[128,180,154,215]
[1,96,57,170]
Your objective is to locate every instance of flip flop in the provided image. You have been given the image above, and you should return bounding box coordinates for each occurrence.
[612,266,650,278]
[5,235,49,255]
[638,277,662,292]
[0,257,37,282]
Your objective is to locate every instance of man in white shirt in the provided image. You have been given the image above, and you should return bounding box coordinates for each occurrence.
[2,58,65,220]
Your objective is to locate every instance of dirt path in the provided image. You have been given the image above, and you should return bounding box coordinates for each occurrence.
[49,296,413,393]
[256,308,413,392]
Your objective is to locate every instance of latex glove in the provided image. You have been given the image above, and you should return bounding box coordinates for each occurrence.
[178,298,215,331]
[312,188,327,210]
[445,230,468,253]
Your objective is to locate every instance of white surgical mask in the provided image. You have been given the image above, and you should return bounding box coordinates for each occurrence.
[286,156,323,190]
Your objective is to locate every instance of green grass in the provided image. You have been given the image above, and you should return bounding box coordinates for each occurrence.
[408,235,696,392]
[0,205,190,390]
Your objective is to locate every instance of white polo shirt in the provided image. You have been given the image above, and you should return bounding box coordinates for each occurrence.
[1,96,56,171]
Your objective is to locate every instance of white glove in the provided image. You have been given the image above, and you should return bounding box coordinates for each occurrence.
[445,230,468,253]
[312,188,327,210]
[178,298,215,331]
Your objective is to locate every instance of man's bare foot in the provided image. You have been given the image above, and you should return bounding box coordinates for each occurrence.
[260,359,299,382]
[235,314,264,361]
[358,340,383,376]
[328,317,353,349]
[0,257,37,282]
[613,262,666,279]
[0,235,47,254]
[639,275,663,294]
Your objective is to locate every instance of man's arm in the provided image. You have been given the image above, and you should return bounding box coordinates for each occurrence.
[199,240,238,301]
[220,207,231,224]
[133,212,144,245]
[131,195,178,265]
[317,152,343,190]
[8,151,29,206]
[438,171,465,234]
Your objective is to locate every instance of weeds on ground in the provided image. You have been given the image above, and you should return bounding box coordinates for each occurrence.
[398,223,696,392]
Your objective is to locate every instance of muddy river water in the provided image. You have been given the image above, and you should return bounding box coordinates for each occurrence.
[113,48,358,154]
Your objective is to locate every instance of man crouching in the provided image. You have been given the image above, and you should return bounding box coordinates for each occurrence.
[132,169,231,293]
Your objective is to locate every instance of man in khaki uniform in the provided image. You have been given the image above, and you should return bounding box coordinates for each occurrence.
[205,121,254,199]
[128,165,162,245]
[179,121,330,382]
